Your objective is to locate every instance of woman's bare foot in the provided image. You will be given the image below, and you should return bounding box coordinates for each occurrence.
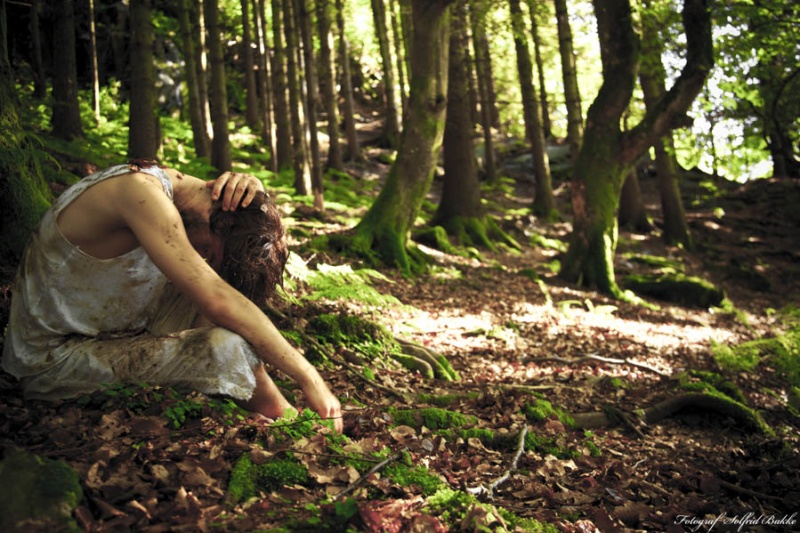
[238,365,294,419]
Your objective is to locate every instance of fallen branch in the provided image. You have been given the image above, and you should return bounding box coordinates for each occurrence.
[531,354,670,377]
[465,425,528,500]
[333,447,408,499]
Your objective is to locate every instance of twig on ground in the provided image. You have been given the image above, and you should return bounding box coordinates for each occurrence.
[334,447,408,499]
[719,480,782,502]
[533,354,670,377]
[465,425,528,500]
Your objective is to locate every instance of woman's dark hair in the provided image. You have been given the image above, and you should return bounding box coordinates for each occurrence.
[209,191,288,303]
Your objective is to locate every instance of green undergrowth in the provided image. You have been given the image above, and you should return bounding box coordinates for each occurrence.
[388,407,478,431]
[712,306,800,389]
[384,462,445,496]
[425,487,559,532]
[228,455,309,504]
[523,397,576,427]
[306,311,398,363]
[282,251,401,308]
[80,384,247,430]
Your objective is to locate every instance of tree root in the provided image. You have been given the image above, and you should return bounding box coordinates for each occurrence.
[572,392,772,435]
[394,338,459,381]
[529,353,671,378]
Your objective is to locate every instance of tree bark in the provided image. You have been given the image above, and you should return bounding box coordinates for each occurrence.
[254,0,276,171]
[272,0,293,171]
[335,0,361,161]
[51,0,83,140]
[388,0,408,115]
[299,0,324,210]
[353,0,453,273]
[284,0,309,192]
[469,0,495,182]
[509,0,554,217]
[640,0,692,248]
[527,0,551,138]
[554,0,583,160]
[241,0,260,131]
[128,0,158,160]
[192,0,214,148]
[618,169,652,232]
[178,0,211,158]
[29,0,46,99]
[87,0,100,123]
[371,0,401,148]
[205,0,232,171]
[317,0,343,170]
[561,0,712,296]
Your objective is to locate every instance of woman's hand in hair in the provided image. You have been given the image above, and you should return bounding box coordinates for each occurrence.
[207,171,265,211]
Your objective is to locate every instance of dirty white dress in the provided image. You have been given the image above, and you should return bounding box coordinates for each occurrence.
[2,164,260,401]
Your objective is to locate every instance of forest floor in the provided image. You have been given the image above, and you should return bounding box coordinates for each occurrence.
[1,140,800,532]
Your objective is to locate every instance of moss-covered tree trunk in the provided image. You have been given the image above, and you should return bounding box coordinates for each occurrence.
[284,0,309,193]
[509,0,553,217]
[240,0,260,131]
[527,0,551,138]
[128,0,158,160]
[0,0,51,271]
[618,169,652,232]
[554,0,583,160]
[560,0,712,297]
[353,0,454,273]
[254,0,276,172]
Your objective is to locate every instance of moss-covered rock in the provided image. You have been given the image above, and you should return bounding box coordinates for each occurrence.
[0,449,83,532]
[388,407,477,431]
[623,272,725,308]
[228,454,310,504]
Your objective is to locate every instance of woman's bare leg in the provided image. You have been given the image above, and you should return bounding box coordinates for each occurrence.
[238,364,293,419]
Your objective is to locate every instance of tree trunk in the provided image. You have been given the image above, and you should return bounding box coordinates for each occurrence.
[254,0,276,171]
[528,0,551,138]
[433,0,507,250]
[618,169,652,232]
[469,0,495,182]
[388,0,408,115]
[178,0,211,158]
[335,0,361,161]
[29,0,46,99]
[353,0,453,273]
[272,0,293,171]
[509,0,553,217]
[284,0,309,192]
[205,0,232,171]
[192,0,214,148]
[0,0,52,270]
[241,0,260,130]
[371,0,401,148]
[51,0,83,140]
[640,0,692,248]
[317,0,343,170]
[128,0,158,160]
[561,0,712,297]
[299,0,323,209]
[554,0,583,160]
[87,0,100,123]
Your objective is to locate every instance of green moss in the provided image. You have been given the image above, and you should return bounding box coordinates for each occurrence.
[388,407,477,431]
[308,312,398,362]
[384,464,444,495]
[0,449,83,532]
[680,370,747,404]
[438,427,579,460]
[424,487,476,524]
[523,399,576,427]
[624,272,725,308]
[529,232,567,252]
[228,455,310,503]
